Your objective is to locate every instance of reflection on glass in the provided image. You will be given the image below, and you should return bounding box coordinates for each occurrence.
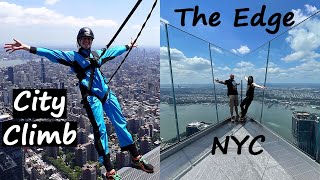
[160,21,178,149]
[242,44,269,121]
[166,25,218,140]
[261,14,320,159]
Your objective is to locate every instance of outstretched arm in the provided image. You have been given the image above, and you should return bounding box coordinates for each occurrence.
[252,83,266,89]
[215,78,226,85]
[4,38,74,66]
[4,38,30,53]
[98,39,138,65]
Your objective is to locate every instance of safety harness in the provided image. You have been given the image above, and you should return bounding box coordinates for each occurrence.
[73,49,110,104]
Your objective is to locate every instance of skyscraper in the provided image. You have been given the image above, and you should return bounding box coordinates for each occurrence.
[40,58,45,83]
[7,66,14,84]
[0,114,24,179]
[81,163,96,180]
[140,135,152,155]
[115,150,131,169]
[292,111,318,158]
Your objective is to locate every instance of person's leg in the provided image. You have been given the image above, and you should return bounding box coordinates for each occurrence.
[83,96,114,174]
[240,97,248,118]
[229,95,234,118]
[234,95,239,117]
[242,98,253,118]
[103,91,154,172]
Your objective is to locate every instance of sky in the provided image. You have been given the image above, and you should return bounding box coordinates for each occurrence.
[0,0,159,48]
[160,0,320,84]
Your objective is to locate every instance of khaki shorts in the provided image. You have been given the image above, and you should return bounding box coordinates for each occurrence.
[229,95,239,107]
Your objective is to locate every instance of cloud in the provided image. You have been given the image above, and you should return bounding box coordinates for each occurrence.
[283,5,320,62]
[236,61,254,67]
[160,47,212,84]
[281,51,320,62]
[44,0,60,5]
[211,46,223,54]
[305,4,318,14]
[217,66,231,71]
[231,45,250,55]
[0,2,118,27]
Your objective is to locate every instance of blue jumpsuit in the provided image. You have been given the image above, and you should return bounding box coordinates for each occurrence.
[30,46,134,166]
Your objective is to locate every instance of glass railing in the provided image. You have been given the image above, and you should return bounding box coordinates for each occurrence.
[160,12,320,163]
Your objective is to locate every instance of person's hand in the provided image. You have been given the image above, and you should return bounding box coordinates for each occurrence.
[4,38,30,54]
[215,78,219,82]
[128,38,138,48]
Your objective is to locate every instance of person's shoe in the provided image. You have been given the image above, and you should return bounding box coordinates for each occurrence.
[240,116,246,122]
[230,116,235,123]
[106,171,121,180]
[235,115,239,122]
[132,156,154,173]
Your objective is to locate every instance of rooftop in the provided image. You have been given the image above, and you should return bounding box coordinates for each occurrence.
[160,119,320,180]
[118,146,160,180]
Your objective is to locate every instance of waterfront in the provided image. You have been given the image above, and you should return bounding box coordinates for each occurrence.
[160,101,320,145]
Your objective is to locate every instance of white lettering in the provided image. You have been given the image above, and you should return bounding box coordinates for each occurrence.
[3,125,20,146]
[37,130,61,145]
[51,96,65,118]
[14,91,31,111]
[63,122,76,145]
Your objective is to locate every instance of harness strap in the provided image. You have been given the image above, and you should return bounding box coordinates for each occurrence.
[76,50,110,103]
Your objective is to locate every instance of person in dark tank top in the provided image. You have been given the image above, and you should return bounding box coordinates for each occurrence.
[240,76,266,121]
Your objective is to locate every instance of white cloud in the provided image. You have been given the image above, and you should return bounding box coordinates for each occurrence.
[283,5,320,62]
[0,2,118,27]
[231,45,250,55]
[281,51,320,62]
[231,49,237,54]
[236,61,254,67]
[305,4,318,14]
[211,46,223,54]
[291,8,308,25]
[217,66,231,71]
[44,0,60,5]
[160,46,212,84]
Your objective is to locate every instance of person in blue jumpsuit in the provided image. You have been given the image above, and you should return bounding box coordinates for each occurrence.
[4,27,154,180]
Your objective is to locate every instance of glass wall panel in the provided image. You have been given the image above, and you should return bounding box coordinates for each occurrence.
[211,48,242,121]
[262,14,320,159]
[241,44,269,121]
[160,21,178,149]
[167,25,218,140]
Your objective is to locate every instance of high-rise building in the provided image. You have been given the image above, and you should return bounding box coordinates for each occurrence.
[186,122,210,137]
[115,150,131,169]
[75,145,87,167]
[83,140,98,162]
[7,66,14,84]
[292,111,318,158]
[0,114,24,179]
[77,128,88,145]
[46,147,58,159]
[40,58,45,83]
[140,135,152,155]
[81,163,96,180]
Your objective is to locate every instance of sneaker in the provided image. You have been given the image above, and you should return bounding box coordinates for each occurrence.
[240,116,246,122]
[106,171,121,180]
[132,156,154,173]
[235,115,239,122]
[231,116,235,123]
